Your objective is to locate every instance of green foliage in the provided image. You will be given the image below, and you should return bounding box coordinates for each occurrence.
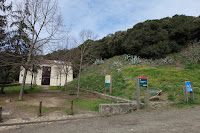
[168,94,175,101]
[3,85,42,94]
[70,99,114,111]
[112,61,119,66]
[130,55,141,65]
[123,54,134,61]
[68,56,200,104]
[162,57,173,64]
[65,108,74,115]
[173,99,198,108]
[184,63,200,70]
[123,54,142,65]
[43,15,200,77]
[93,58,104,65]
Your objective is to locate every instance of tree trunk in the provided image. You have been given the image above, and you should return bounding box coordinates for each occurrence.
[19,68,27,100]
[0,70,10,94]
[64,66,68,91]
[77,54,83,99]
[30,65,35,89]
[19,46,32,100]
[30,71,34,89]
[60,71,61,86]
[64,73,68,91]
[1,85,5,94]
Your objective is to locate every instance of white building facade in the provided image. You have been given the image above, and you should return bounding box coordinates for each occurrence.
[19,60,73,86]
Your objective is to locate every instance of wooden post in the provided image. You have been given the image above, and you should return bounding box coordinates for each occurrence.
[0,106,2,122]
[183,86,186,102]
[38,101,42,117]
[104,85,106,93]
[190,91,194,100]
[183,86,188,102]
[145,77,149,107]
[136,77,140,110]
[70,100,73,115]
[110,75,112,94]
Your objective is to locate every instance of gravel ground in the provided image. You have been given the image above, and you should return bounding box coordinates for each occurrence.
[2,106,200,133]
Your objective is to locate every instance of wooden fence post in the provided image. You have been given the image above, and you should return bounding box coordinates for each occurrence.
[136,77,140,110]
[0,106,2,122]
[145,77,149,107]
[183,86,188,102]
[110,75,112,94]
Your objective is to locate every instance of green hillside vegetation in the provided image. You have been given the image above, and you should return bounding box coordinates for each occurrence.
[44,15,200,74]
[68,48,200,105]
[83,15,200,61]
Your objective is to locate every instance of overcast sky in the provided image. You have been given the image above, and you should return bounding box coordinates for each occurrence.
[59,0,200,39]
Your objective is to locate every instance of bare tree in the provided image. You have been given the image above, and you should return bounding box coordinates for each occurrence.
[53,36,75,91]
[15,0,62,100]
[76,29,98,99]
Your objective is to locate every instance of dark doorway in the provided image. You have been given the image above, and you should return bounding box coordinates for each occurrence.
[42,66,51,85]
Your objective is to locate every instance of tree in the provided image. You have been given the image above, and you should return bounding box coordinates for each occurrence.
[0,0,13,94]
[76,29,98,99]
[15,0,62,100]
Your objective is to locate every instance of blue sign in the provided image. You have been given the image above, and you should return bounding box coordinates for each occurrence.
[185,81,193,92]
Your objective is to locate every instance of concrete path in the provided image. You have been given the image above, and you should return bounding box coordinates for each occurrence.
[3,106,200,133]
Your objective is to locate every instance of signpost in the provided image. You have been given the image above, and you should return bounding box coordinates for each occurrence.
[183,81,194,102]
[136,76,149,110]
[105,75,112,93]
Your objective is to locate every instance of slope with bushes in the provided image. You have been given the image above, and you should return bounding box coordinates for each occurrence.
[68,51,200,105]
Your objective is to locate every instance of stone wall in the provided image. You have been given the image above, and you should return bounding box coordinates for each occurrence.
[80,88,132,103]
[99,103,137,116]
[80,88,145,115]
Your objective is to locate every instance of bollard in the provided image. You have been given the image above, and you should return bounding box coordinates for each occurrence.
[38,101,42,117]
[0,106,2,122]
[70,100,73,115]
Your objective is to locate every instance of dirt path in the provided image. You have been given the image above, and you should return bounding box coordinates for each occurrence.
[3,106,200,133]
[1,86,100,120]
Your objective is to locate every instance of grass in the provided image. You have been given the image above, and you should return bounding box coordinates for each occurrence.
[67,55,200,107]
[3,85,42,94]
[68,99,115,112]
[65,108,74,115]
[0,99,6,105]
[172,99,198,108]
[168,94,175,101]
[50,86,73,91]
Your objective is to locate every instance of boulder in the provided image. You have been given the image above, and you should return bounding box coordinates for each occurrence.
[149,96,160,101]
[157,90,162,96]
[5,99,11,103]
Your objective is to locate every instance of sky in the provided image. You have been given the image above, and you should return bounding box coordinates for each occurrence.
[58,0,200,40]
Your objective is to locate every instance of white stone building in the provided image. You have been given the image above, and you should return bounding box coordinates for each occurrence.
[19,59,73,86]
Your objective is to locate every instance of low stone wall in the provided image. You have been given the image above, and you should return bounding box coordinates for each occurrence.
[80,88,132,103]
[99,103,137,116]
[79,88,146,115]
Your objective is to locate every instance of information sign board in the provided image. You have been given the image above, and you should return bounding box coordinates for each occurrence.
[185,81,193,92]
[139,76,147,87]
[105,75,111,85]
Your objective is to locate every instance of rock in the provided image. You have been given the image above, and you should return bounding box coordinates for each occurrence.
[157,90,162,96]
[5,99,11,103]
[149,96,160,101]
[2,110,12,115]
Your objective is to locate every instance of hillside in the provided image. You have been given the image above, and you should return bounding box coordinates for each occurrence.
[44,15,200,72]
[68,52,200,106]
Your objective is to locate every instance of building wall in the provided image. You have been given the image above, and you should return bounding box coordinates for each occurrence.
[19,64,73,86]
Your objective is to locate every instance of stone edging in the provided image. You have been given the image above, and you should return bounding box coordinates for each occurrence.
[80,88,133,103]
[79,88,145,115]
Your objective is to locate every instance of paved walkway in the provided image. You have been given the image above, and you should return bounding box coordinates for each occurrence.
[3,106,200,133]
